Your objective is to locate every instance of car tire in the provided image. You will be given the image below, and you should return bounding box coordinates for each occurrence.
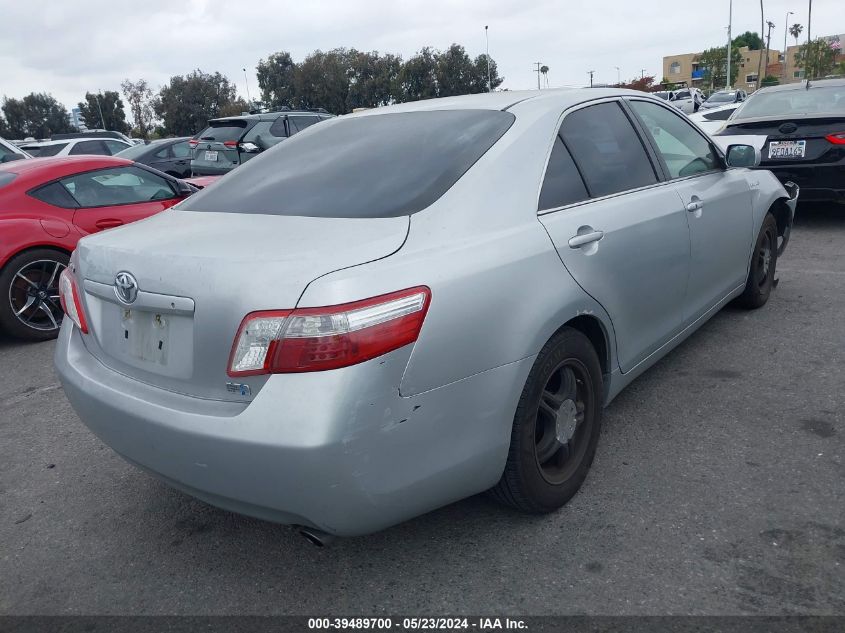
[0,248,69,342]
[490,327,603,513]
[735,213,778,309]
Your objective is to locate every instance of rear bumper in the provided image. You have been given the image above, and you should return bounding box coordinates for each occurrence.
[54,323,532,536]
[761,163,845,204]
[189,162,235,177]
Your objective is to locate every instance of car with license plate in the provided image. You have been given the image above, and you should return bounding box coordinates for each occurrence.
[20,137,132,158]
[55,88,798,538]
[0,156,198,340]
[189,110,333,176]
[700,89,747,110]
[716,78,845,203]
[115,137,193,179]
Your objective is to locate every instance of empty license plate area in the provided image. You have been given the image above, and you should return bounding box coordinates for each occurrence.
[120,308,170,365]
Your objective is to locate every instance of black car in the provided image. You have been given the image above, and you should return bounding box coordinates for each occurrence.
[189,110,333,176]
[717,78,845,204]
[115,137,193,179]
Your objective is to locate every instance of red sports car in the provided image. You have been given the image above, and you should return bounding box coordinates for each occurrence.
[0,156,198,341]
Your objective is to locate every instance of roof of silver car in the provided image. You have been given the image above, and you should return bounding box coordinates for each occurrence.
[348,88,657,118]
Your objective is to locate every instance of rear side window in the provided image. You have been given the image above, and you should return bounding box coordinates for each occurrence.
[560,102,657,198]
[288,116,321,134]
[197,121,250,142]
[104,140,129,155]
[538,136,589,211]
[171,141,191,158]
[268,117,288,138]
[180,110,515,219]
[30,181,79,208]
[70,140,109,155]
[242,121,273,143]
[23,144,67,157]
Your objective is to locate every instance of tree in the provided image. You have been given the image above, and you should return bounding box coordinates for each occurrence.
[618,75,658,92]
[256,51,298,109]
[761,75,780,86]
[695,46,743,89]
[540,65,549,88]
[2,93,73,139]
[121,79,156,139]
[154,70,238,136]
[345,50,402,110]
[472,54,503,92]
[218,98,250,118]
[78,91,128,133]
[295,49,352,113]
[789,23,804,46]
[796,38,839,79]
[434,44,477,97]
[732,31,763,50]
[398,47,439,102]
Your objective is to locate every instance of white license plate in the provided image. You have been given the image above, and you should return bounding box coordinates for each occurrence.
[768,140,806,159]
[204,150,218,161]
[120,308,169,365]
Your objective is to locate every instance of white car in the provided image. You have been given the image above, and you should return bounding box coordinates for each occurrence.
[670,88,704,114]
[19,137,131,158]
[0,137,31,163]
[688,102,742,135]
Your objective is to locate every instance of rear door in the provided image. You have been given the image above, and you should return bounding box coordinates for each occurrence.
[538,100,691,373]
[59,165,183,234]
[628,98,753,324]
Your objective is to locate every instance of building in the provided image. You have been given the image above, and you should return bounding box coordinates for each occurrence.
[663,46,780,92]
[67,107,87,131]
[663,35,843,93]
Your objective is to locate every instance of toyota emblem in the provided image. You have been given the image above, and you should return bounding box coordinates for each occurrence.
[114,271,139,304]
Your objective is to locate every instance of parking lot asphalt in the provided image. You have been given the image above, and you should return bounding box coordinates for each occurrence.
[0,205,843,616]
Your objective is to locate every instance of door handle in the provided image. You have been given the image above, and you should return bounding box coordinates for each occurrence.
[95,219,124,230]
[568,230,604,248]
[686,200,704,212]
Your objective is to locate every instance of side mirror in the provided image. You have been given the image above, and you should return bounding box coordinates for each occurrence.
[725,144,760,168]
[174,179,196,197]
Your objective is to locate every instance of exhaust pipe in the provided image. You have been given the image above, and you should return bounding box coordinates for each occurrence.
[298,526,335,547]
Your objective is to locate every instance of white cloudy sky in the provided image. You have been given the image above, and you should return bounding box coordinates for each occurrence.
[1,0,841,115]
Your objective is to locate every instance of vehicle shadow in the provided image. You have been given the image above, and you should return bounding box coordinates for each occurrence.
[794,202,843,229]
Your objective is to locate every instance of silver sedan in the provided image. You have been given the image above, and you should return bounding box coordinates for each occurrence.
[55,88,798,539]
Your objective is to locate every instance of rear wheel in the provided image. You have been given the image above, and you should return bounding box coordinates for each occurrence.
[0,249,69,341]
[736,213,778,309]
[490,327,603,513]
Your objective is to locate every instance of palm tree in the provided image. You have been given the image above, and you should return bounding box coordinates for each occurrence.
[540,65,549,88]
[789,23,804,46]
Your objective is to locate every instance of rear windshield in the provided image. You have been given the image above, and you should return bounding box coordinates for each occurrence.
[734,85,845,119]
[180,110,515,218]
[22,143,67,157]
[196,121,250,142]
[115,142,156,159]
[706,92,736,103]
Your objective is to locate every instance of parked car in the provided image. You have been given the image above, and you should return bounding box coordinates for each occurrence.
[0,156,198,341]
[116,137,193,178]
[189,110,333,176]
[671,87,704,113]
[716,77,845,203]
[20,138,132,158]
[0,137,31,163]
[700,89,747,110]
[55,88,797,539]
[688,102,742,135]
[52,130,135,144]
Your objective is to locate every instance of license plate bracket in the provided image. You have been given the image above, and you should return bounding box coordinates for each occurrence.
[768,140,806,159]
[204,150,218,161]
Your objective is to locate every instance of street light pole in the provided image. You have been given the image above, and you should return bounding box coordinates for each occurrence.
[94,92,106,130]
[242,68,252,107]
[587,70,595,87]
[485,26,492,91]
[783,11,793,80]
[726,0,733,89]
[615,66,621,85]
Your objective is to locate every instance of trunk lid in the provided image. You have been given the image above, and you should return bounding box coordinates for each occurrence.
[74,209,409,401]
[720,115,845,166]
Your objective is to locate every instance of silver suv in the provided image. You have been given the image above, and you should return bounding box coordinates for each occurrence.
[189,110,333,176]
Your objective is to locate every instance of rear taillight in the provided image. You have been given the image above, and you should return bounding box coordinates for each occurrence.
[58,268,88,334]
[228,286,431,376]
[188,138,199,148]
[825,132,845,145]
[223,140,238,149]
